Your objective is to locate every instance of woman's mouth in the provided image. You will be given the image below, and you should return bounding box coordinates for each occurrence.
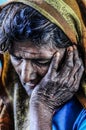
[25,83,35,89]
[22,82,36,96]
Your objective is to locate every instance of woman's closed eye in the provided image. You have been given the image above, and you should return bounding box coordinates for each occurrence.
[11,55,22,61]
[33,59,51,66]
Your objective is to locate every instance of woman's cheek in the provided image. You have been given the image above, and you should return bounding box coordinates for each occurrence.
[36,65,49,77]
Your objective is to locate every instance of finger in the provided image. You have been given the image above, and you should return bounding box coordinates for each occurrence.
[47,52,60,77]
[68,65,84,92]
[73,45,82,70]
[74,65,84,92]
[66,46,74,67]
[59,46,74,78]
[69,45,83,77]
[64,45,82,85]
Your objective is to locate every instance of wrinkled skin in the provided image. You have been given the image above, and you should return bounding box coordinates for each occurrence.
[10,41,65,96]
[10,41,84,130]
[29,46,84,130]
[31,46,84,110]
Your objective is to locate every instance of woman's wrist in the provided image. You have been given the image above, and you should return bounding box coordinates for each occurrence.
[29,97,53,130]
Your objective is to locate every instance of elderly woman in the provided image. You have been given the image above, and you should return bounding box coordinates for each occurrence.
[0,0,86,130]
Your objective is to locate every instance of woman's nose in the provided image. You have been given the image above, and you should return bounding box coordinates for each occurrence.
[20,60,36,83]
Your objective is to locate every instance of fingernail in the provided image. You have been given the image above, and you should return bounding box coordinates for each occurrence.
[67,46,73,54]
[54,52,60,57]
[73,45,77,50]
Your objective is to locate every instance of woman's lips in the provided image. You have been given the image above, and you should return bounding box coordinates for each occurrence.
[24,82,36,89]
[22,82,36,96]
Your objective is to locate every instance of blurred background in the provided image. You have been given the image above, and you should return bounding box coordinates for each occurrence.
[0,0,7,4]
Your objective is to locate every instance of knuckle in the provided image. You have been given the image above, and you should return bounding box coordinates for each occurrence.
[75,60,81,67]
[81,65,84,72]
[51,74,57,81]
[74,86,79,92]
[52,67,57,72]
[70,86,78,92]
[67,62,73,68]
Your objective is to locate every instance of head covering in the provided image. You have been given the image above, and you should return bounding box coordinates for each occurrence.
[1,0,86,96]
[0,0,86,129]
[2,0,83,44]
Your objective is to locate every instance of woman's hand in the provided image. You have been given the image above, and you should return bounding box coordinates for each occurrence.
[30,45,84,112]
[29,45,84,130]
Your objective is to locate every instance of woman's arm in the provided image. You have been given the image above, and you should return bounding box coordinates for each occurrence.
[30,100,52,130]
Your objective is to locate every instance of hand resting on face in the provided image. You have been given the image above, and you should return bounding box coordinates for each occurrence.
[30,45,84,112]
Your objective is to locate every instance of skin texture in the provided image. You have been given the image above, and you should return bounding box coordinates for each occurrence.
[9,41,84,130]
[10,41,65,96]
[29,45,84,130]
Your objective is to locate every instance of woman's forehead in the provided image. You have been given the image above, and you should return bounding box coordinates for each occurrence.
[11,40,56,51]
[10,41,56,59]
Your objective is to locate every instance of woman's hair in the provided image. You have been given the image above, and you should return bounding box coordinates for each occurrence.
[0,2,72,52]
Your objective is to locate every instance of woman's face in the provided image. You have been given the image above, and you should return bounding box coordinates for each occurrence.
[10,41,65,96]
